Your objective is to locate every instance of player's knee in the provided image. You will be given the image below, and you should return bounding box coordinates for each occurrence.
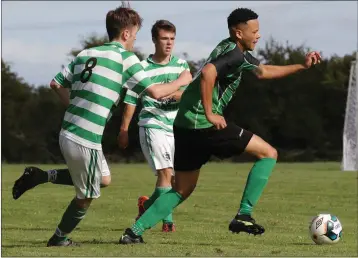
[264,146,278,160]
[75,197,93,209]
[175,184,196,200]
[101,175,111,188]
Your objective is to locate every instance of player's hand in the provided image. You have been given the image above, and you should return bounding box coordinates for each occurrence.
[118,130,129,149]
[159,92,175,101]
[304,51,322,68]
[207,113,227,130]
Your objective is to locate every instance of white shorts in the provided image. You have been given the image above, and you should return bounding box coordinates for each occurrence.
[139,127,175,176]
[59,134,110,199]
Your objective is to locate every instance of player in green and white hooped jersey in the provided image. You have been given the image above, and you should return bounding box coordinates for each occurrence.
[118,20,191,234]
[11,6,192,247]
[119,8,322,244]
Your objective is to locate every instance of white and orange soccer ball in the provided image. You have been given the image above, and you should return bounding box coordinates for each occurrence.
[309,214,343,245]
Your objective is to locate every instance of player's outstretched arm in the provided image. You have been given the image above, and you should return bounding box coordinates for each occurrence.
[49,80,70,107]
[146,70,192,99]
[118,103,136,149]
[201,64,227,130]
[253,51,322,79]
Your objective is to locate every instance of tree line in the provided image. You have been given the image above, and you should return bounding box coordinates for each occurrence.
[1,35,356,163]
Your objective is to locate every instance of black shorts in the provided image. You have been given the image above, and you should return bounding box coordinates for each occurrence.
[174,122,253,171]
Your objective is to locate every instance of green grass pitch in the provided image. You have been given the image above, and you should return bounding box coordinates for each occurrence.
[1,162,357,256]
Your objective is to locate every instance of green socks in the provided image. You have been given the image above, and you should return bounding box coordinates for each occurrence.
[47,169,74,186]
[239,158,277,215]
[144,187,173,224]
[131,189,183,236]
[54,199,87,240]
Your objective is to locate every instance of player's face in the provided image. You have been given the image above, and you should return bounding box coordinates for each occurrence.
[153,29,175,56]
[124,26,139,51]
[237,19,261,51]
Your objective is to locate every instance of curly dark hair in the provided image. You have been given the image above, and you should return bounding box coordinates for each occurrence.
[227,8,258,28]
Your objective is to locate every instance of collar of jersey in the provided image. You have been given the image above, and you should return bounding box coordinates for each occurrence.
[105,41,124,49]
[146,54,173,66]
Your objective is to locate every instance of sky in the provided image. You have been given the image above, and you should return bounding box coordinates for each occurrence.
[2,1,357,86]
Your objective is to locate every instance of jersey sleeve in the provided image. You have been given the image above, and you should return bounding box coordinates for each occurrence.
[123,89,139,106]
[209,47,245,77]
[243,52,260,71]
[122,53,153,96]
[53,60,75,88]
[183,60,191,72]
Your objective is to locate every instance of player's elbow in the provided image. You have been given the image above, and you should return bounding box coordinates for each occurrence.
[50,80,61,90]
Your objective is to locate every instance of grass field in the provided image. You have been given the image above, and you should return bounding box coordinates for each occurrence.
[1,162,357,256]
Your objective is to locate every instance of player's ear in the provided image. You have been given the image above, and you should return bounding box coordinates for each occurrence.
[122,29,130,41]
[235,29,243,40]
[230,26,242,40]
[152,37,156,44]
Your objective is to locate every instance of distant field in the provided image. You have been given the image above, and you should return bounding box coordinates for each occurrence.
[2,162,357,256]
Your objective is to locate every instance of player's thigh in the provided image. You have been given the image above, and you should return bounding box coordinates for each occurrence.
[173,126,210,172]
[210,122,253,159]
[139,127,174,175]
[59,136,102,200]
[244,134,278,160]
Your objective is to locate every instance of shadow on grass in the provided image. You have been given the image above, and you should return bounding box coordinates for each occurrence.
[292,242,316,246]
[157,240,217,247]
[2,226,125,232]
[2,238,120,248]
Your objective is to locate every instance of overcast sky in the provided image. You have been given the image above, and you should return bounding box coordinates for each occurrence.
[2,1,357,86]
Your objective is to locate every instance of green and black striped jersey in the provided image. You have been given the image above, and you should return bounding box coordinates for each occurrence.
[174,38,260,129]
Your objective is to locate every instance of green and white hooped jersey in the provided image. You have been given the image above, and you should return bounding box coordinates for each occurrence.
[123,55,190,133]
[54,41,153,150]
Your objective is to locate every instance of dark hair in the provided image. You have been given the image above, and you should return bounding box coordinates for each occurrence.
[151,20,176,40]
[227,8,258,28]
[106,5,143,41]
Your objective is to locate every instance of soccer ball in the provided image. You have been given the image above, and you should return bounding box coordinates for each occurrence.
[309,214,343,245]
